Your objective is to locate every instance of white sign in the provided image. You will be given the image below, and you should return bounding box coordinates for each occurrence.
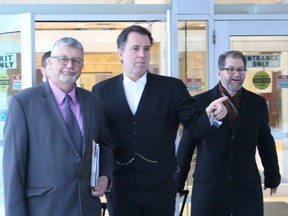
[0,53,17,69]
[246,54,280,68]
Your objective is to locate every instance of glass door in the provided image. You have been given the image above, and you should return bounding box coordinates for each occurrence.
[34,21,168,90]
[215,20,288,199]
[0,13,35,215]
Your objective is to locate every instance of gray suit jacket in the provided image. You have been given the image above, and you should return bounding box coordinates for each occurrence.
[3,82,113,216]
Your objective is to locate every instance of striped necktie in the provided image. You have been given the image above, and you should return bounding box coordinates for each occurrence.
[64,94,82,155]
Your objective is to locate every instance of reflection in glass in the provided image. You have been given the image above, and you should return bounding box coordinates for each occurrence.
[178,21,208,95]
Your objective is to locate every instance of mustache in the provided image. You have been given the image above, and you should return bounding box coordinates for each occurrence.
[61,69,77,73]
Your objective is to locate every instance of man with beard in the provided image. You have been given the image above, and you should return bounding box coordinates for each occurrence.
[3,37,113,216]
[175,50,281,216]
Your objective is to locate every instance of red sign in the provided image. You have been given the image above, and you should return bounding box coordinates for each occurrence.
[12,75,22,90]
[277,75,288,88]
[186,78,202,91]
[12,75,22,81]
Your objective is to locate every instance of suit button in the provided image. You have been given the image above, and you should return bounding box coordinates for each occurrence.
[230,156,234,160]
[229,176,233,180]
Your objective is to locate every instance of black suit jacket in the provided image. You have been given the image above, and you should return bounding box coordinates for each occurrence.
[92,72,218,193]
[175,85,281,216]
[3,82,113,216]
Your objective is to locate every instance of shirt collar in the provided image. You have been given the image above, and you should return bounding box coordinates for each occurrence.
[123,72,147,86]
[48,79,77,105]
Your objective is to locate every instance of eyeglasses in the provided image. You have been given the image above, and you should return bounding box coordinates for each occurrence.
[50,56,84,67]
[220,67,247,75]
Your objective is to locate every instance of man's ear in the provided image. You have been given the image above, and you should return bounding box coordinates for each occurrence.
[118,49,124,63]
[217,69,221,80]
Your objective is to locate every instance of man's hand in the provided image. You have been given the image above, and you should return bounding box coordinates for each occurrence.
[206,96,228,120]
[91,176,108,197]
[264,186,277,196]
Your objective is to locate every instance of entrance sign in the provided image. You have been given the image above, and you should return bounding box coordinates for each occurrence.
[246,54,280,68]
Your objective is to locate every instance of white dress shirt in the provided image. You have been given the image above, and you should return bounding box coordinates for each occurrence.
[123,73,147,115]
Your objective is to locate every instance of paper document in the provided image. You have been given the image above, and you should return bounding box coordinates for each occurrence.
[91,140,100,190]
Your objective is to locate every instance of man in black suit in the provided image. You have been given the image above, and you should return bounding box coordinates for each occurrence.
[3,37,113,216]
[175,50,281,216]
[92,25,227,216]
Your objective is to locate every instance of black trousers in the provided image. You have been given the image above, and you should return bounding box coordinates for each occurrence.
[107,176,176,216]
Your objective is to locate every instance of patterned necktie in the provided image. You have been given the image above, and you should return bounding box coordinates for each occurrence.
[64,94,82,155]
[218,82,242,128]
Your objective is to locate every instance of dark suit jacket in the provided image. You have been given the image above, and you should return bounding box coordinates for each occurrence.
[175,85,281,216]
[92,72,218,194]
[3,82,113,216]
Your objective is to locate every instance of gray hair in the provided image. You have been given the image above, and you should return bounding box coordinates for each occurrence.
[51,37,84,56]
[218,50,247,69]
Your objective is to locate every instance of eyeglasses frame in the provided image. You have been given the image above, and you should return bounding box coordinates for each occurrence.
[219,67,247,75]
[50,56,84,67]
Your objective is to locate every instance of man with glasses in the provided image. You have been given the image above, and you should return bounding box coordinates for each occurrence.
[175,50,281,216]
[3,37,113,216]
